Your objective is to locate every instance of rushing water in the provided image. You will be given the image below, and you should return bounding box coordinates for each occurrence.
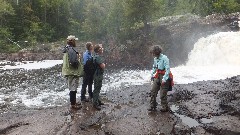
[173,31,240,84]
[0,32,240,109]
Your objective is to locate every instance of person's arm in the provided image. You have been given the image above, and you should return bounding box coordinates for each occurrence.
[162,56,170,83]
[99,63,105,69]
[96,55,105,69]
[82,52,88,65]
[151,58,157,77]
[62,45,69,53]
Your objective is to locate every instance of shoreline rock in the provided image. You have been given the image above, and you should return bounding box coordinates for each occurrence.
[0,75,240,134]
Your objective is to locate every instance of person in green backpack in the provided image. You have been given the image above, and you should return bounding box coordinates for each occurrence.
[62,35,83,110]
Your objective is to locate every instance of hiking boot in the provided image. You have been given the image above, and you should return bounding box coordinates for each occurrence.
[88,97,93,102]
[147,107,156,111]
[93,104,101,111]
[70,105,81,110]
[160,107,169,112]
[98,100,104,106]
[81,98,89,102]
[76,102,82,106]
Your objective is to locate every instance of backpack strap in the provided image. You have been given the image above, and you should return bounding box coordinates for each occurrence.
[67,46,79,54]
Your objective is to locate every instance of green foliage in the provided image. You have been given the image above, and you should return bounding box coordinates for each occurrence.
[123,0,160,46]
[0,0,240,53]
[211,0,240,14]
[82,0,110,41]
[104,0,132,42]
[125,0,159,26]
[0,0,16,53]
[0,0,14,18]
[0,28,21,53]
[160,0,240,16]
[68,0,87,40]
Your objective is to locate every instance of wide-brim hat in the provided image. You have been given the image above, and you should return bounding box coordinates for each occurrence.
[67,35,78,41]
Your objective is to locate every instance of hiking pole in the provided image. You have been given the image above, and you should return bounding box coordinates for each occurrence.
[7,38,22,49]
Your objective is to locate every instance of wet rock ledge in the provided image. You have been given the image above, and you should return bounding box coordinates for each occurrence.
[0,74,240,135]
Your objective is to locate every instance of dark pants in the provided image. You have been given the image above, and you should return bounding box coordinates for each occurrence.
[93,74,103,106]
[81,72,94,100]
[150,74,170,109]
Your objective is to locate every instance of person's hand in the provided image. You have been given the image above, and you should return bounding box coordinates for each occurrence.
[78,54,81,58]
[161,81,165,86]
[151,77,154,81]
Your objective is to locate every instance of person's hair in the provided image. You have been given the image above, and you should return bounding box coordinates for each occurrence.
[94,44,102,53]
[149,45,162,56]
[67,40,76,47]
[85,42,93,50]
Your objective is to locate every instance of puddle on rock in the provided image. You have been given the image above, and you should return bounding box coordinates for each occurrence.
[200,118,213,124]
[170,105,199,128]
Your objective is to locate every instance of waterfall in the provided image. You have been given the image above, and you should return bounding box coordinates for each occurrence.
[172,32,240,84]
[186,32,240,66]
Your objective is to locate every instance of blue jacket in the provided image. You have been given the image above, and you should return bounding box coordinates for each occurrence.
[83,50,92,65]
[151,54,170,82]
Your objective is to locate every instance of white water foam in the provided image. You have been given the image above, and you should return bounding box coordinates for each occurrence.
[0,60,63,70]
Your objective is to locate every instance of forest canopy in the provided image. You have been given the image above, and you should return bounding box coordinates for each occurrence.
[0,0,240,52]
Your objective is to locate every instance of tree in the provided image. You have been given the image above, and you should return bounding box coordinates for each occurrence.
[82,0,109,41]
[68,0,87,41]
[41,0,70,40]
[211,0,240,14]
[105,0,127,41]
[0,0,15,52]
[1,0,240,53]
[125,0,159,28]
[124,0,160,46]
[0,0,14,20]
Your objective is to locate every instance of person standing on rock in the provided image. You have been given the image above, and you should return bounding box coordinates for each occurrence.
[148,45,171,112]
[92,44,105,110]
[62,35,82,110]
[81,42,94,102]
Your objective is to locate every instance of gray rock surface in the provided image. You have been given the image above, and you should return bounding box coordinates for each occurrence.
[0,63,239,134]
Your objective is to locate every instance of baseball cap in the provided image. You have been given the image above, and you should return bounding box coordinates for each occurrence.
[67,35,78,41]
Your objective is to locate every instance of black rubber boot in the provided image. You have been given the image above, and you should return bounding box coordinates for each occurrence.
[147,107,156,111]
[69,91,77,105]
